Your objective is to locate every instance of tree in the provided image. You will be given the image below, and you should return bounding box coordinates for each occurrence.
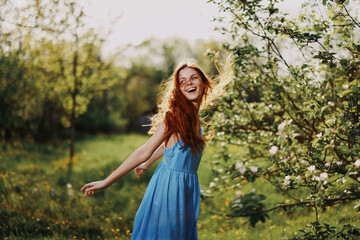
[206,0,360,237]
[0,0,115,177]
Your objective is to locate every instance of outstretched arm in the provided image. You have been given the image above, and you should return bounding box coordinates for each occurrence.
[80,122,166,197]
[134,143,165,178]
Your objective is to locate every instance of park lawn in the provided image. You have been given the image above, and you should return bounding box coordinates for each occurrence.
[1,134,359,239]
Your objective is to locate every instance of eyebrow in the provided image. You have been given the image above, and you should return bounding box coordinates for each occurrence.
[179,74,198,80]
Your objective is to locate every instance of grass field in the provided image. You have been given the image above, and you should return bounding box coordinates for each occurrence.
[1,134,359,239]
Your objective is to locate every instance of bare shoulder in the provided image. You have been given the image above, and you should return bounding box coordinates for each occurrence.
[141,121,166,153]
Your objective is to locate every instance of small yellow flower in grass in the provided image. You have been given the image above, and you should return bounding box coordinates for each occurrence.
[47,226,50,230]
[118,216,123,220]
[285,199,290,203]
[116,228,120,232]
[278,211,283,215]
[225,198,230,207]
[126,229,131,235]
[105,217,110,221]
[73,236,77,239]
[211,215,217,219]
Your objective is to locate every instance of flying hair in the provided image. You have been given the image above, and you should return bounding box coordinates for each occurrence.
[148,57,233,154]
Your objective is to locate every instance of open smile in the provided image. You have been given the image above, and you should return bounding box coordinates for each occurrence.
[186,87,197,93]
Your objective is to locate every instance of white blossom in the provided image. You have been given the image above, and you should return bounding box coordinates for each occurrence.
[236,163,243,169]
[335,8,342,14]
[284,176,291,186]
[209,182,215,188]
[336,161,343,166]
[250,166,258,173]
[316,132,322,138]
[320,172,328,181]
[325,162,331,167]
[214,177,219,182]
[354,159,360,168]
[239,167,246,175]
[284,179,291,186]
[281,22,287,28]
[269,146,278,155]
[308,165,316,173]
[343,84,349,89]
[220,142,226,147]
[236,191,243,197]
[272,21,280,29]
[66,183,72,189]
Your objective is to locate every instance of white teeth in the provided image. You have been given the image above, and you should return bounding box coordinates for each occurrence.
[187,88,196,93]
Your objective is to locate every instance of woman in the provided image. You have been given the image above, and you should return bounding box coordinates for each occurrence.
[81,60,232,239]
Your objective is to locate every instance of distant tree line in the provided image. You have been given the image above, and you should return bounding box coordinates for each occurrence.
[0,0,221,143]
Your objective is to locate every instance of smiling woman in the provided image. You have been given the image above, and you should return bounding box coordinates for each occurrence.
[81,59,233,239]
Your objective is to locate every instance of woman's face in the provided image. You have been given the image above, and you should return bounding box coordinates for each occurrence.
[178,67,204,105]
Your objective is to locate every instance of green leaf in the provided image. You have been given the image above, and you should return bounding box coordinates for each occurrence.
[312,138,320,148]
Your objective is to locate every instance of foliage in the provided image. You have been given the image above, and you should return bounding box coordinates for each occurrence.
[206,0,360,232]
[291,222,360,240]
[1,137,358,239]
[0,0,224,138]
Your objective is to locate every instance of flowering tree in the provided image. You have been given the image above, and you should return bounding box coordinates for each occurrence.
[205,0,360,237]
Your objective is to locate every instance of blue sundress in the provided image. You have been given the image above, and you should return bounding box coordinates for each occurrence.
[131,127,203,240]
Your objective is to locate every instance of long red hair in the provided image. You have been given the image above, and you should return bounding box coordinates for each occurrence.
[149,59,233,154]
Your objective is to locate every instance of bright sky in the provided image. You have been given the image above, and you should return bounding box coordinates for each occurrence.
[84,0,225,54]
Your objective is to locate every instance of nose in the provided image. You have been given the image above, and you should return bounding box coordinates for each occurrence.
[186,78,194,85]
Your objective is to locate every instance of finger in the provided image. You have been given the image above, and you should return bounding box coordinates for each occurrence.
[80,184,88,191]
[136,169,143,178]
[80,183,93,192]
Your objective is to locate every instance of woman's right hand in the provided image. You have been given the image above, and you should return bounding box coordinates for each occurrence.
[80,180,108,197]
[134,163,149,179]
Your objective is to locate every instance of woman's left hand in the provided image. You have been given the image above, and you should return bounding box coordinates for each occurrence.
[134,163,149,179]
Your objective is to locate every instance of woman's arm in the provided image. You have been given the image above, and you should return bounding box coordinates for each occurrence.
[134,144,165,178]
[80,122,166,197]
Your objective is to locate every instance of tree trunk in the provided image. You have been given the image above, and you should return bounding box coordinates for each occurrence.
[68,46,78,178]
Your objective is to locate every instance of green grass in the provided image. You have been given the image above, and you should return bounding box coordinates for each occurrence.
[0,135,359,239]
